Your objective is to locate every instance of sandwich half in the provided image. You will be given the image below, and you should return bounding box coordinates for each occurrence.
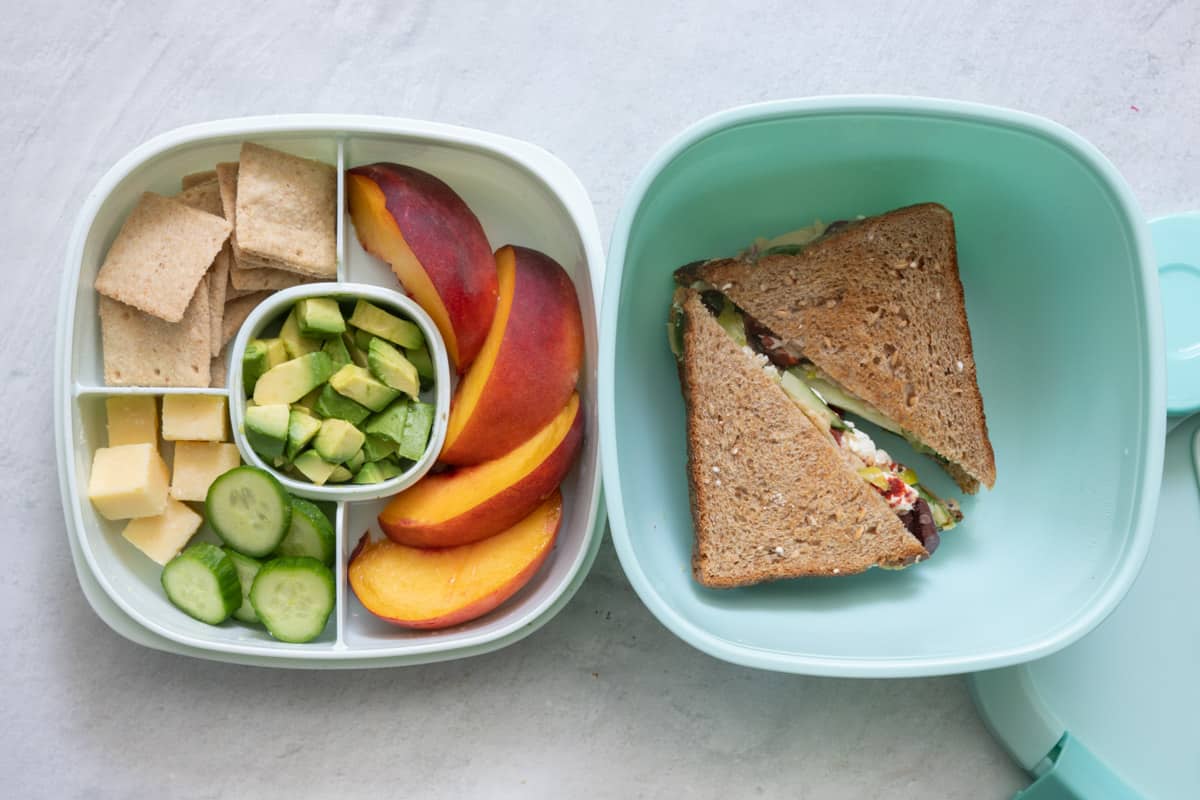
[676,203,995,494]
[671,286,941,587]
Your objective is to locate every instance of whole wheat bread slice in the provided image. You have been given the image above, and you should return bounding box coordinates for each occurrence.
[674,287,927,587]
[678,203,995,493]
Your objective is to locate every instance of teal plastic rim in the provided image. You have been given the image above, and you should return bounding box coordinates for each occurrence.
[1152,213,1200,416]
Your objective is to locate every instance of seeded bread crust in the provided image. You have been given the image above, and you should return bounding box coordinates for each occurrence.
[679,203,995,493]
[673,288,927,588]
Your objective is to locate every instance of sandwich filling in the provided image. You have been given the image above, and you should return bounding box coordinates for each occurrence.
[670,287,960,554]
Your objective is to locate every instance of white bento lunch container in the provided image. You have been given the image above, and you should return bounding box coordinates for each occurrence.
[55,115,606,666]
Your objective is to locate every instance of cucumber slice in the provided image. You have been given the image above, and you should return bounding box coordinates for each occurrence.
[781,369,846,432]
[716,300,747,347]
[205,466,292,557]
[161,543,241,624]
[223,549,263,623]
[250,557,335,643]
[274,497,335,565]
[804,373,899,435]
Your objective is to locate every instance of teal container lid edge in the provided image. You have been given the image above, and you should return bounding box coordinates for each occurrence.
[968,666,1063,771]
[1152,212,1200,415]
[971,416,1200,799]
[1015,733,1141,800]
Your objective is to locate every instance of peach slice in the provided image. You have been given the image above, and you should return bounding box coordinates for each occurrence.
[349,490,563,630]
[379,393,582,547]
[345,164,497,370]
[440,245,584,465]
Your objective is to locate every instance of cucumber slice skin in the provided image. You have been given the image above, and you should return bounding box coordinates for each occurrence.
[223,549,264,623]
[274,497,336,565]
[161,543,242,625]
[250,557,335,643]
[206,466,292,558]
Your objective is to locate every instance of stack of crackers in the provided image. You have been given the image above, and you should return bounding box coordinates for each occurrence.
[95,143,337,387]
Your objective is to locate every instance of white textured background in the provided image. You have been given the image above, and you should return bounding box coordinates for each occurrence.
[4,1,1197,797]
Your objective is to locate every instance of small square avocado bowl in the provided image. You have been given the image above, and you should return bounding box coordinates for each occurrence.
[228,282,452,502]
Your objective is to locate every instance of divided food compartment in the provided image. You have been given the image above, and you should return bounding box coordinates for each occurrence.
[58,117,604,661]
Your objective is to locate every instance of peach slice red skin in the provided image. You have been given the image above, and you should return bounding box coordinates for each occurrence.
[347,164,497,370]
[378,399,583,548]
[440,245,584,465]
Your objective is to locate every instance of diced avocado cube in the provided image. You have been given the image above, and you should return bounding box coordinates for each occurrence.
[292,449,337,485]
[352,462,385,484]
[242,340,271,393]
[348,301,423,349]
[322,335,352,369]
[342,331,368,367]
[313,384,371,426]
[296,297,346,338]
[286,409,323,461]
[367,338,420,398]
[327,464,354,483]
[329,364,401,412]
[262,338,289,368]
[361,433,398,462]
[253,351,334,405]
[352,328,374,353]
[295,386,322,413]
[280,309,323,359]
[405,344,435,386]
[242,339,293,396]
[244,404,290,460]
[396,401,436,461]
[313,418,366,464]
[345,448,366,473]
[376,458,404,480]
[362,399,410,445]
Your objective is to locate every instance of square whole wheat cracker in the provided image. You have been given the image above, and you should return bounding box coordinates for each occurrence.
[210,349,228,388]
[225,269,253,300]
[175,179,223,217]
[216,162,313,291]
[181,170,217,190]
[175,180,229,356]
[94,192,230,323]
[206,246,231,355]
[235,142,336,279]
[221,291,272,347]
[229,259,312,291]
[99,278,211,387]
[214,162,244,259]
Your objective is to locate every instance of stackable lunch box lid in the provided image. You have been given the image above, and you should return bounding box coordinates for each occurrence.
[600,96,1165,677]
[55,115,606,666]
[969,215,1200,799]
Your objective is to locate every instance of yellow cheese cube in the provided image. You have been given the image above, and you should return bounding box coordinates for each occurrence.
[106,395,158,447]
[171,441,241,502]
[161,395,229,442]
[86,443,169,520]
[121,498,204,565]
